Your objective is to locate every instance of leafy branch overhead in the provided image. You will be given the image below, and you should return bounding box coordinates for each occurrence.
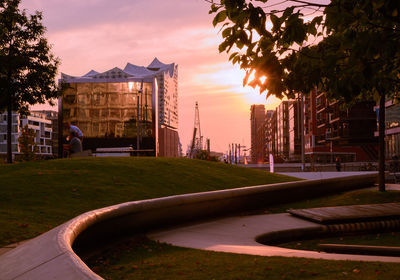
[208,0,400,103]
[209,0,325,99]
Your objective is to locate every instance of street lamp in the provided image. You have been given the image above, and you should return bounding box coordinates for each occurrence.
[136,81,144,155]
[128,80,143,155]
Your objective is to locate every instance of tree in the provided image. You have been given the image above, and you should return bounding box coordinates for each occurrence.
[18,124,37,161]
[209,0,400,191]
[0,0,59,163]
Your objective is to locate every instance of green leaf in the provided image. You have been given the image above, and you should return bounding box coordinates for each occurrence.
[243,70,251,86]
[283,7,295,20]
[236,39,244,49]
[222,27,232,38]
[213,10,227,27]
[270,14,280,30]
[218,41,228,53]
[209,4,219,14]
[229,52,238,61]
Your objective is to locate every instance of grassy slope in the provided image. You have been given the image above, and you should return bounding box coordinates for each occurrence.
[0,157,296,246]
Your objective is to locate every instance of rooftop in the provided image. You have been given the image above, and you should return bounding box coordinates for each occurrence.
[60,58,176,83]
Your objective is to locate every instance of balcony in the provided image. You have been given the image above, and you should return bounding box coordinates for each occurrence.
[316,118,328,128]
[325,127,350,140]
[328,99,340,106]
[316,100,326,112]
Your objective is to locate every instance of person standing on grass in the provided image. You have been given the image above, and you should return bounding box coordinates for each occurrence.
[66,122,83,142]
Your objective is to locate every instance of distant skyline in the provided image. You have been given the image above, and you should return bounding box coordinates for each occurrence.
[23,0,281,153]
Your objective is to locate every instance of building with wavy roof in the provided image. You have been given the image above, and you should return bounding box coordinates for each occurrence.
[59,58,179,157]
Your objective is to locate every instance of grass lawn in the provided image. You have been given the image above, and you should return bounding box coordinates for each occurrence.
[87,236,400,280]
[0,157,297,246]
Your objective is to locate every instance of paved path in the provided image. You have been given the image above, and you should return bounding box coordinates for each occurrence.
[148,213,400,263]
[149,173,400,263]
[278,171,377,180]
[0,241,27,257]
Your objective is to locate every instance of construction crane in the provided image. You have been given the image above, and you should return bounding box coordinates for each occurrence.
[189,102,203,158]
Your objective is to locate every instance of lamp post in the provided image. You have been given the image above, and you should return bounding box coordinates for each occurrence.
[137,80,143,155]
[128,81,143,155]
[300,94,305,171]
[297,93,305,171]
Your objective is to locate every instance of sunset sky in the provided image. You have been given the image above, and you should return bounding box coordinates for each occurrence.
[22,0,282,154]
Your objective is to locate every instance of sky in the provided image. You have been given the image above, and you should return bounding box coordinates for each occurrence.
[22,0,283,154]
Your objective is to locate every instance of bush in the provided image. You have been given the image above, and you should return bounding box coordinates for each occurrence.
[195,150,219,162]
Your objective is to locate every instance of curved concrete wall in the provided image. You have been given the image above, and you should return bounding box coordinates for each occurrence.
[0,173,377,280]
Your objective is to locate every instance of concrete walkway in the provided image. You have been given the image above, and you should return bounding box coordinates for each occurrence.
[149,173,400,263]
[0,241,27,257]
[278,171,378,180]
[148,212,400,263]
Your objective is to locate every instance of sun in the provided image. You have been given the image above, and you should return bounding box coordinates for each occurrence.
[194,62,281,109]
[226,65,280,108]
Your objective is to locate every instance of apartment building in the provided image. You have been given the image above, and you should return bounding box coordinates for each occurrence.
[250,105,265,163]
[264,90,378,163]
[265,110,275,158]
[275,101,295,161]
[33,110,59,156]
[288,101,301,161]
[305,90,377,162]
[0,111,53,157]
[375,98,400,159]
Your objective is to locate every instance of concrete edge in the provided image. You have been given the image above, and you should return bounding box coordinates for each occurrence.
[0,172,378,280]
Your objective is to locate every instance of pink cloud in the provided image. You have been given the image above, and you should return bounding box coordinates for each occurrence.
[25,0,270,153]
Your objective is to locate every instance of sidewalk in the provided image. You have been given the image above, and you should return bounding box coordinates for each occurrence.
[278,171,400,190]
[148,212,400,263]
[149,173,400,262]
[278,171,377,180]
[0,241,27,257]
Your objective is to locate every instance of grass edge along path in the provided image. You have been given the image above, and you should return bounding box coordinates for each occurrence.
[0,157,298,247]
[87,235,400,280]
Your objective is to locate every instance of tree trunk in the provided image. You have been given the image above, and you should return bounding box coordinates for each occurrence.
[378,93,385,191]
[6,91,12,164]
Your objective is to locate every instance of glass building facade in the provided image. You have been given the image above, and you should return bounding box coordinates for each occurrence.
[63,82,153,138]
[60,80,157,155]
[59,58,179,157]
